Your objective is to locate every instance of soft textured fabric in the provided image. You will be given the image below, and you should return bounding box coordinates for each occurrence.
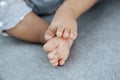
[0,0,120,80]
[26,0,64,15]
[0,0,32,33]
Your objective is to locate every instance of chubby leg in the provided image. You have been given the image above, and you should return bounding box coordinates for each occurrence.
[6,12,49,43]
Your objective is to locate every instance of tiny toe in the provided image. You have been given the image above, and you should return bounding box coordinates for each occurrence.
[50,57,58,64]
[63,28,70,39]
[73,31,77,39]
[70,30,75,40]
[56,27,64,37]
[52,62,58,67]
[48,54,54,60]
[58,59,65,66]
[48,50,57,60]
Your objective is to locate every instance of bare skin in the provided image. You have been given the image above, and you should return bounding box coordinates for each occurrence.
[45,0,98,41]
[44,0,98,66]
[43,37,73,66]
[6,0,97,66]
[6,12,74,66]
[6,12,48,44]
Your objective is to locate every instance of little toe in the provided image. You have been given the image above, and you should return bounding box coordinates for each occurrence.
[56,27,64,37]
[70,30,77,40]
[73,31,77,40]
[58,59,65,66]
[52,62,58,67]
[50,57,58,64]
[63,28,70,39]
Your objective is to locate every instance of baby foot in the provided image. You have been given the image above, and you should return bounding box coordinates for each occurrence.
[43,37,73,66]
[44,7,77,41]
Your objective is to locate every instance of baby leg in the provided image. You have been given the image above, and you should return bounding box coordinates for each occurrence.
[6,12,49,43]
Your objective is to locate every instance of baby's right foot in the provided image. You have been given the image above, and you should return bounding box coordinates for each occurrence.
[43,37,74,66]
[44,6,78,41]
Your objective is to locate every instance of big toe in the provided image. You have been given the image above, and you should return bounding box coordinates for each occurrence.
[45,26,57,41]
[43,38,58,52]
[45,30,54,41]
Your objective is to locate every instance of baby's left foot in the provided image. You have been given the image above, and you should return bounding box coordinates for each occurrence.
[43,37,73,66]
